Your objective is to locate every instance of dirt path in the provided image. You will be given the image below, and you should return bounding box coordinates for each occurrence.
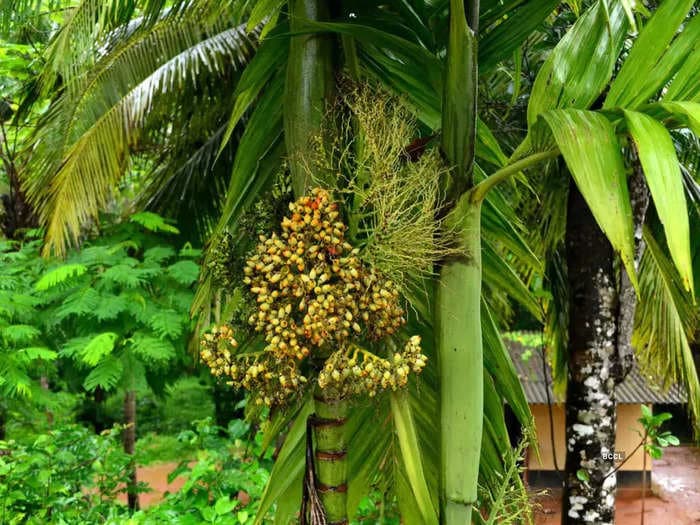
[116,462,187,508]
[533,447,700,524]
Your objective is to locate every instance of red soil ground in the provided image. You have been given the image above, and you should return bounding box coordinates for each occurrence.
[533,447,700,524]
[116,462,188,508]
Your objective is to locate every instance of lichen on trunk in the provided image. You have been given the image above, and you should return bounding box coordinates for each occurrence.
[563,184,618,524]
[614,155,649,382]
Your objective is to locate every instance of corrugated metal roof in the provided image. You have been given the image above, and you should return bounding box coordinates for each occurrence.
[506,339,687,404]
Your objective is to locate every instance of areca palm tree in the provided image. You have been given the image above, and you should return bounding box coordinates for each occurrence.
[20,1,700,524]
[23,1,548,523]
[512,3,700,520]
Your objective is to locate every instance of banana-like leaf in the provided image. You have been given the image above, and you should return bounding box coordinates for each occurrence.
[528,0,627,128]
[540,109,638,288]
[624,110,693,292]
[655,101,700,137]
[605,0,697,109]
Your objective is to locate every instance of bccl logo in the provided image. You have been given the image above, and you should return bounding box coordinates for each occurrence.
[602,451,626,462]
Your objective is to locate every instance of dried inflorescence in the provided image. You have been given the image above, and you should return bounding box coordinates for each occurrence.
[200,188,427,406]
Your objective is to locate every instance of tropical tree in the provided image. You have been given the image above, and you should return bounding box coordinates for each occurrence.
[21,1,546,523]
[19,1,700,525]
[36,212,199,510]
[511,3,700,520]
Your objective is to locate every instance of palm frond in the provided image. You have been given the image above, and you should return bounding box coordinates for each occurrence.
[27,15,254,255]
[633,228,700,431]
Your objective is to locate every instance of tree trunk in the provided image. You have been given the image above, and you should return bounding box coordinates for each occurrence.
[563,183,619,524]
[285,0,333,197]
[312,388,348,524]
[285,1,340,521]
[0,160,37,240]
[614,153,649,383]
[123,390,139,511]
[40,376,54,428]
[438,1,481,523]
[94,386,106,433]
[437,198,483,525]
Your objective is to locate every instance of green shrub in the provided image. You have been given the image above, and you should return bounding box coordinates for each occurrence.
[0,425,134,524]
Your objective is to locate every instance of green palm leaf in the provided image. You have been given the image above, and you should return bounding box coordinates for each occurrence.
[27,15,254,255]
[539,109,637,287]
[605,0,697,109]
[633,228,700,431]
[624,110,693,292]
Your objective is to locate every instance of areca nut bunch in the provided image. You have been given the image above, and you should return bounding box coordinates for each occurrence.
[200,325,307,405]
[200,188,427,406]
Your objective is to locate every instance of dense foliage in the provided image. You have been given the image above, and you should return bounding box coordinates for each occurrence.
[1,0,699,524]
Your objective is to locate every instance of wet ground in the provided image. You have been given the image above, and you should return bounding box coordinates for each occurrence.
[533,447,700,524]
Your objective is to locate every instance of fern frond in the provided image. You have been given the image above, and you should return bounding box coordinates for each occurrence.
[0,324,41,345]
[80,332,119,366]
[100,264,157,288]
[129,332,176,364]
[83,354,124,391]
[55,287,101,321]
[130,212,180,234]
[0,355,32,397]
[146,309,185,339]
[35,264,88,290]
[167,260,200,286]
[92,293,130,321]
[15,347,57,363]
[59,336,92,359]
[143,246,176,264]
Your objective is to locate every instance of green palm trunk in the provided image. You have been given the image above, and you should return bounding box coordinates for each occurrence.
[437,198,482,524]
[285,1,347,522]
[312,388,349,523]
[438,1,481,523]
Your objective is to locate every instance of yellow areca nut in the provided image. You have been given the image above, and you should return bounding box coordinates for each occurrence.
[200,189,427,406]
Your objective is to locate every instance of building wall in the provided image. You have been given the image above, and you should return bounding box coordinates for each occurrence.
[527,403,650,472]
